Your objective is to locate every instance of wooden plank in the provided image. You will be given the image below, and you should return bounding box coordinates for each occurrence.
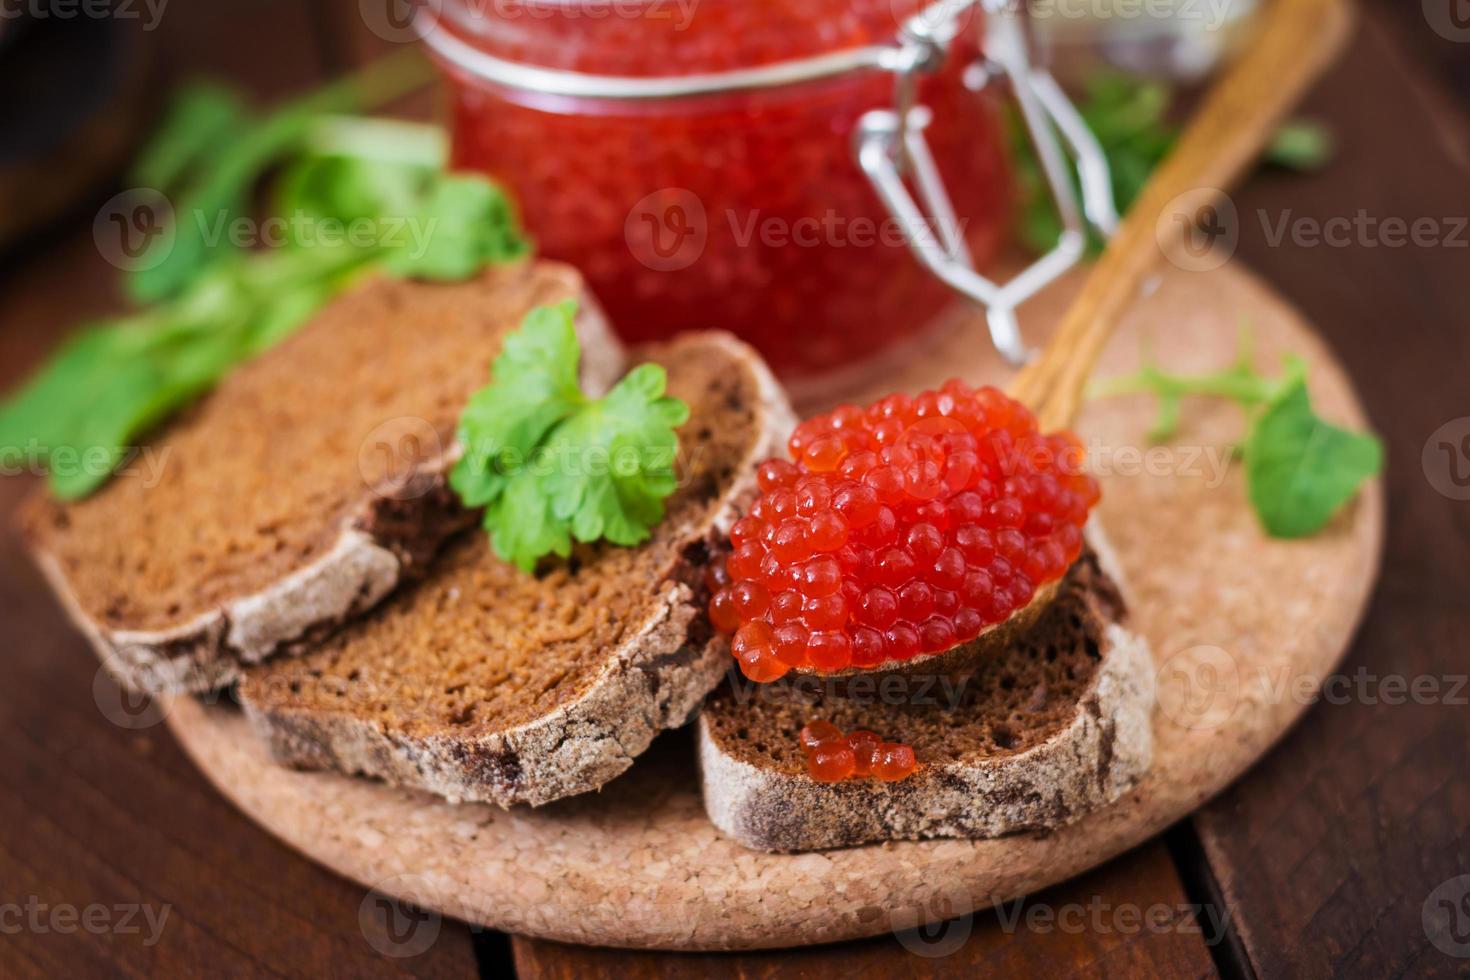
[0,476,482,975]
[1187,12,1470,979]
[1365,0,1470,102]
[0,2,484,975]
[512,839,1219,978]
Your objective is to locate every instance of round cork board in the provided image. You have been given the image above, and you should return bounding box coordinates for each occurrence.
[163,260,1383,951]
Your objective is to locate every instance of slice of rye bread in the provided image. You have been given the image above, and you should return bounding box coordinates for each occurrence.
[697,530,1155,852]
[23,261,623,695]
[237,332,796,808]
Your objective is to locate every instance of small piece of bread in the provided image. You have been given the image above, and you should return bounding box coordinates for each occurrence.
[697,532,1154,852]
[23,262,622,695]
[238,332,796,808]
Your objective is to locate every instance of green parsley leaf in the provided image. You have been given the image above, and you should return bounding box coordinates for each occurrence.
[450,303,691,572]
[0,59,528,501]
[1009,74,1335,256]
[129,49,434,303]
[1264,119,1335,173]
[1245,375,1383,537]
[1008,73,1175,257]
[383,174,530,280]
[449,301,588,510]
[1091,334,1381,538]
[129,82,251,195]
[1089,329,1277,443]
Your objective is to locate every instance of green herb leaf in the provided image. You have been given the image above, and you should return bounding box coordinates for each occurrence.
[383,174,530,280]
[129,49,434,303]
[451,303,691,572]
[541,362,688,548]
[0,59,527,501]
[449,301,588,510]
[1092,335,1381,539]
[1088,328,1278,442]
[129,82,251,194]
[1009,74,1335,256]
[1264,119,1335,173]
[1244,375,1383,537]
[1008,73,1176,257]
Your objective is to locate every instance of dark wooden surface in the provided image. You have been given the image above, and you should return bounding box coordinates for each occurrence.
[0,2,1466,977]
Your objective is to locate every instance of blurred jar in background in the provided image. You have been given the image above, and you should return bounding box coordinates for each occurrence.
[423,0,1014,381]
[1032,0,1261,84]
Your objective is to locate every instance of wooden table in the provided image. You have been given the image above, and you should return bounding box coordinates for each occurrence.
[1,2,1466,976]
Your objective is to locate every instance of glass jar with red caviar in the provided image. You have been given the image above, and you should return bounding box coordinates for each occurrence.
[421,0,1015,381]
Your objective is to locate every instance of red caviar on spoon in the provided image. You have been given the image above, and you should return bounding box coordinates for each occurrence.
[711,379,1099,681]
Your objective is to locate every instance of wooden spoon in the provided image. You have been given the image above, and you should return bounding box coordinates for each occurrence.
[804,0,1354,679]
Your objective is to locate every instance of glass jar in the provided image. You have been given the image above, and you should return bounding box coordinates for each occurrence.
[422,0,1015,380]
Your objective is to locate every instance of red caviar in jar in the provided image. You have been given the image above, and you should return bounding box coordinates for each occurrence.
[711,380,1099,679]
[433,0,1011,378]
[798,722,919,782]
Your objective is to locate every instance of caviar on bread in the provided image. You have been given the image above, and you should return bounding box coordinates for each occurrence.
[798,720,919,783]
[708,379,1100,681]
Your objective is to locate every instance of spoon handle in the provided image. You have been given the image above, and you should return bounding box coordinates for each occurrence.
[1012,0,1354,431]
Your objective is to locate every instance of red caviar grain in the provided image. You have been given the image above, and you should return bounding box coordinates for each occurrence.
[854,506,898,547]
[919,616,957,654]
[808,742,857,782]
[727,543,763,581]
[856,586,899,629]
[770,520,811,563]
[731,621,773,658]
[905,523,945,564]
[802,592,848,631]
[850,626,887,667]
[804,511,850,552]
[769,589,804,624]
[884,623,921,662]
[797,721,919,782]
[795,479,833,516]
[730,580,770,619]
[805,630,852,670]
[797,556,842,597]
[954,607,983,640]
[874,743,919,781]
[799,720,843,751]
[772,623,809,667]
[737,647,788,682]
[709,588,741,633]
[757,459,799,492]
[833,483,881,527]
[704,562,731,594]
[848,730,883,775]
[898,581,936,622]
[803,436,848,472]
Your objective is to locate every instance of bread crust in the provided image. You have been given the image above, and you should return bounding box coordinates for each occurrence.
[242,333,798,808]
[697,526,1156,852]
[28,268,622,696]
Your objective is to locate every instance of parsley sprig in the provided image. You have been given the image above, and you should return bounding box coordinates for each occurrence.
[450,302,691,572]
[0,55,528,500]
[1010,73,1335,257]
[1092,333,1382,538]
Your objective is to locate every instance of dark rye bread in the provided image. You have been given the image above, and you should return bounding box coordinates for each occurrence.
[238,332,796,808]
[24,261,622,695]
[698,530,1154,852]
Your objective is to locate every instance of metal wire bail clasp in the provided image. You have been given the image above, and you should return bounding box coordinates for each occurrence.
[856,0,1119,365]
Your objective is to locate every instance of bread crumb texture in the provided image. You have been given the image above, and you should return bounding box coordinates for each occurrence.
[24,263,579,632]
[703,552,1125,771]
[242,334,762,741]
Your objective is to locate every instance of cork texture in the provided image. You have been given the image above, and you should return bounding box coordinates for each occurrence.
[163,261,1384,950]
